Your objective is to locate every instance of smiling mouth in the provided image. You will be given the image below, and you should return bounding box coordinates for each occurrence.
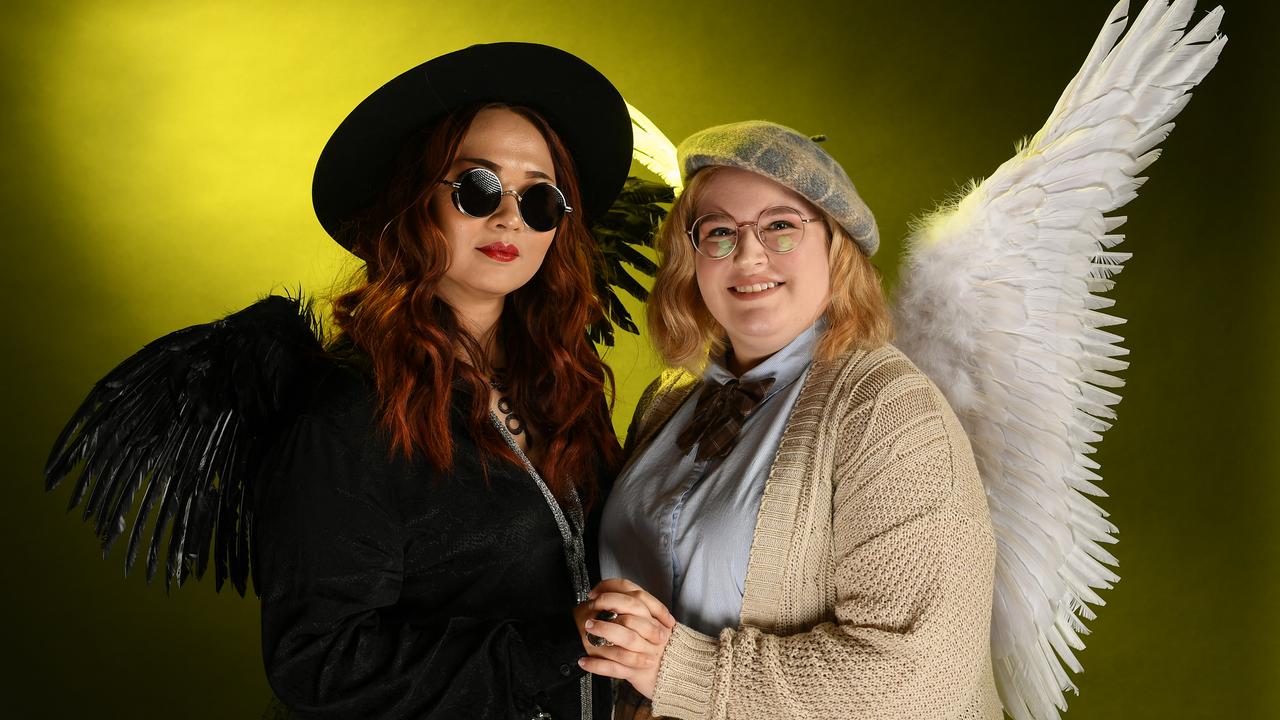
[731,281,783,294]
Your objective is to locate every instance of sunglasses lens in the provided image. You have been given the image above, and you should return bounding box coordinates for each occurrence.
[455,168,503,217]
[518,182,566,232]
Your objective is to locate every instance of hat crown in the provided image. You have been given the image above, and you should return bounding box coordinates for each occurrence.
[312,42,631,249]
[677,119,879,256]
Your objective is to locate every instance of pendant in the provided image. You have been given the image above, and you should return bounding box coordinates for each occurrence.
[505,412,524,436]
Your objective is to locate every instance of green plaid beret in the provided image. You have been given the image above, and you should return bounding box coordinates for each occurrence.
[678,120,879,256]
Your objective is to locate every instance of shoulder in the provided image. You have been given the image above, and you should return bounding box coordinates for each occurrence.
[822,343,983,504]
[803,343,947,421]
[831,343,935,397]
[263,352,383,467]
[625,368,700,453]
[298,358,378,424]
[256,357,404,517]
[637,368,700,413]
[819,344,971,466]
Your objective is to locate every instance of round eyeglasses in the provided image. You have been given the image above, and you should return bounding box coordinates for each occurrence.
[687,206,817,259]
[440,166,572,232]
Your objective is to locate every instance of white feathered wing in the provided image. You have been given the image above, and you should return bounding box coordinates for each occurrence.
[892,2,1225,718]
[627,101,683,193]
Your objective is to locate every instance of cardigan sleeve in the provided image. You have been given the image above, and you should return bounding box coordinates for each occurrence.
[254,410,588,719]
[650,372,998,720]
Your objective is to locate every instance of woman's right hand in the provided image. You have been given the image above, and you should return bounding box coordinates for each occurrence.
[588,578,677,628]
[577,578,675,698]
[572,578,673,651]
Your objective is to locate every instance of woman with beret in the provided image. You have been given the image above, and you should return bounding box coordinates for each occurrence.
[582,121,1002,719]
[565,2,1225,717]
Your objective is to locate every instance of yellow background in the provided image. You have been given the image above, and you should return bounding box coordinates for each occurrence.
[4,1,1276,717]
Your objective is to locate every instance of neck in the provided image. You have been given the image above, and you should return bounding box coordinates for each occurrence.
[725,341,780,376]
[725,324,814,376]
[456,298,503,339]
[450,296,504,368]
[724,309,826,376]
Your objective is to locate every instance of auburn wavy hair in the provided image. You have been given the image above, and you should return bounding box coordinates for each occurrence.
[647,165,893,370]
[330,102,620,504]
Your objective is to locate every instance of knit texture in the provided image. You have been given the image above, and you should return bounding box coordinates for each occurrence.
[625,345,1001,720]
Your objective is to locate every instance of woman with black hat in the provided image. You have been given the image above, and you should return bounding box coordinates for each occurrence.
[260,43,631,716]
[45,42,672,720]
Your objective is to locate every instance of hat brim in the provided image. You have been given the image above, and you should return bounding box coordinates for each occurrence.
[312,42,631,246]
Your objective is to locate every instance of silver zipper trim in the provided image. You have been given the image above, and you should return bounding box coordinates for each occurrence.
[490,412,592,720]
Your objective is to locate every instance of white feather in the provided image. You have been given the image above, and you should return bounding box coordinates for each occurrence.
[892,2,1225,718]
[626,101,683,193]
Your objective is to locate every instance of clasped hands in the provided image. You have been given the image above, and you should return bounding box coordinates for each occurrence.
[572,577,676,699]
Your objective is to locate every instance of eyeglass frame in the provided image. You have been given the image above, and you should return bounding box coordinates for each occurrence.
[438,166,574,230]
[686,205,819,259]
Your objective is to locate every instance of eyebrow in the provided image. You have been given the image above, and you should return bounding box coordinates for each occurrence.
[456,157,553,182]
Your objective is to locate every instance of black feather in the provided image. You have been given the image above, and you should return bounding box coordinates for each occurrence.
[587,176,671,346]
[607,294,639,335]
[611,241,659,276]
[606,259,652,304]
[45,295,328,596]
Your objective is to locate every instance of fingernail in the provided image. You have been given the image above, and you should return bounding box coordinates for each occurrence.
[577,658,586,667]
[584,620,594,629]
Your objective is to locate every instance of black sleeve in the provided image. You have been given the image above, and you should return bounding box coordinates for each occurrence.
[583,450,615,587]
[254,410,587,719]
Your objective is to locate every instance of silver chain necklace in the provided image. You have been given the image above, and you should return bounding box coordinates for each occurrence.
[488,412,592,720]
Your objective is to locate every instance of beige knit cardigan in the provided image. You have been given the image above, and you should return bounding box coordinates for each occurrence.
[622,344,1003,720]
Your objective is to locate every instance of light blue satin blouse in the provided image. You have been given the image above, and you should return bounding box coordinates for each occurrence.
[598,321,819,635]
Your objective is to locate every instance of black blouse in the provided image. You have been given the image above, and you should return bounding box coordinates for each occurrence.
[253,366,611,719]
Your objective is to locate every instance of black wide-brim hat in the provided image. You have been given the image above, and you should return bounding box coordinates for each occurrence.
[312,42,632,247]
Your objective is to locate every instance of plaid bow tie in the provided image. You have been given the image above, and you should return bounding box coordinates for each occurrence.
[676,377,776,462]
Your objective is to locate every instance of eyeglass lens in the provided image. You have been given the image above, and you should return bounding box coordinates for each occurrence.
[693,207,805,259]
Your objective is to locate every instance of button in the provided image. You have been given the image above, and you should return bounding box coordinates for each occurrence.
[559,663,573,677]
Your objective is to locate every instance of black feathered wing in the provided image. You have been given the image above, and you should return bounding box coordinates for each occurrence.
[45,295,330,596]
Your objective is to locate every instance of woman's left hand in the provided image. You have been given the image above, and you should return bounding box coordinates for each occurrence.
[578,578,675,698]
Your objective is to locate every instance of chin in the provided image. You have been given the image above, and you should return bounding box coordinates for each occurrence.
[481,268,541,296]
[722,311,818,357]
[717,307,783,339]
[485,281,534,299]
[726,323,780,342]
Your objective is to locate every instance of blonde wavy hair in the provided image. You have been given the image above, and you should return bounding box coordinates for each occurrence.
[647,166,893,370]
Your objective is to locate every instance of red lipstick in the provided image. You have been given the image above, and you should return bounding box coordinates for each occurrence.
[477,242,519,263]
